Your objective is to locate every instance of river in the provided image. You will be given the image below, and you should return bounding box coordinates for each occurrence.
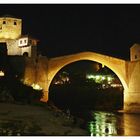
[86,111,140,136]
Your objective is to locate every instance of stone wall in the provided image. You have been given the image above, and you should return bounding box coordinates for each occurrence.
[0,17,21,39]
[11,52,140,113]
[124,60,140,113]
[25,52,127,102]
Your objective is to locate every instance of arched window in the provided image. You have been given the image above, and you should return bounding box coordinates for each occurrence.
[23,52,29,57]
[3,21,6,24]
[14,21,17,25]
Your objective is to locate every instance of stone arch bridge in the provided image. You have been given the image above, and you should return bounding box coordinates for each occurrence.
[23,51,140,113]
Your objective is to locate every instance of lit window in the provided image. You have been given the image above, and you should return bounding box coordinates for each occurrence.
[102,76,105,80]
[86,74,95,79]
[107,76,112,82]
[14,21,17,25]
[95,75,100,80]
[3,21,6,24]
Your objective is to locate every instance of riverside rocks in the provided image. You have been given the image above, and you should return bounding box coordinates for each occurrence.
[0,103,88,136]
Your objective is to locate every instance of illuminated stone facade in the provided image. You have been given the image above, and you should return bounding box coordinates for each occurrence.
[24,52,128,102]
[23,50,140,113]
[130,43,140,61]
[0,17,21,39]
[2,16,140,113]
[0,16,38,58]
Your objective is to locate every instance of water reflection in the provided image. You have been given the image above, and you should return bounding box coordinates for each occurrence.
[88,111,140,136]
[88,111,121,136]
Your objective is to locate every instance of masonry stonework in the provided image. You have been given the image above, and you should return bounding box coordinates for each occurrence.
[2,16,140,113]
[0,17,22,39]
[0,16,38,58]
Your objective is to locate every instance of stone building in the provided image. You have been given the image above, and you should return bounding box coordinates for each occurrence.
[0,15,38,58]
[130,43,140,61]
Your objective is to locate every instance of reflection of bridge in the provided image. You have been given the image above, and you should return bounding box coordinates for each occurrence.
[23,45,140,113]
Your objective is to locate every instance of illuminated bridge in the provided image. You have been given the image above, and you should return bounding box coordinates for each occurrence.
[23,44,140,113]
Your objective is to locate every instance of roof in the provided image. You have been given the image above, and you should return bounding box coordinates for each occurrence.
[19,35,39,42]
[0,14,21,19]
[130,43,140,49]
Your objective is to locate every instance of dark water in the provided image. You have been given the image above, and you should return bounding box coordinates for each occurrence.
[87,111,140,136]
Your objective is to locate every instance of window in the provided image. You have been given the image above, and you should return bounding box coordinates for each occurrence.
[20,40,22,44]
[23,52,29,57]
[3,21,6,24]
[24,40,27,43]
[14,21,17,25]
[135,55,137,59]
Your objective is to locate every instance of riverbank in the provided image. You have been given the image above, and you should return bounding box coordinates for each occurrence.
[0,102,88,136]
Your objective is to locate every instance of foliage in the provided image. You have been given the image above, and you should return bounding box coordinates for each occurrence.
[49,83,123,112]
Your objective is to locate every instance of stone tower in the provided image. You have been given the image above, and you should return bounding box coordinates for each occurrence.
[0,15,38,58]
[130,43,140,61]
[0,16,22,39]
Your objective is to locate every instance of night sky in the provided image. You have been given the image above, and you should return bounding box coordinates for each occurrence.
[0,4,140,59]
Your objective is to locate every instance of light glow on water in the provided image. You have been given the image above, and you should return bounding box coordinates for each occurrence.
[88,111,117,136]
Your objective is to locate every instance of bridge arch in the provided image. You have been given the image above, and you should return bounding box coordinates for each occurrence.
[48,52,128,96]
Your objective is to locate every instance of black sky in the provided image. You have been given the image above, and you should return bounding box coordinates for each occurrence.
[0,4,140,59]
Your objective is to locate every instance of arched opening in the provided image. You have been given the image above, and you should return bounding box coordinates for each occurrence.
[0,43,7,75]
[49,60,124,112]
[47,52,128,94]
[23,52,29,57]
[48,60,124,135]
[0,43,7,56]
